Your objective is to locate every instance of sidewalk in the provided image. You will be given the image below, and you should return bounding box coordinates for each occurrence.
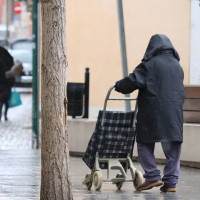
[1,149,200,200]
[0,93,32,150]
[0,93,200,199]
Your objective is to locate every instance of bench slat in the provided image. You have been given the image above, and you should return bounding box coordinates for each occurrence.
[184,86,200,98]
[183,99,200,111]
[183,86,200,123]
[183,111,200,123]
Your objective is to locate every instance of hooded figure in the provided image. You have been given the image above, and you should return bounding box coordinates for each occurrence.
[115,34,184,192]
[0,46,15,90]
[115,34,184,143]
[0,46,15,121]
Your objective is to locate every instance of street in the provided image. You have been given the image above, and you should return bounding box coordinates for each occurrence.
[0,93,200,200]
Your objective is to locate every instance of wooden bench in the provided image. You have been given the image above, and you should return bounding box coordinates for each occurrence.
[183,85,200,123]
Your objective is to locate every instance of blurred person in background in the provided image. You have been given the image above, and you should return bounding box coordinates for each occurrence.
[0,46,23,121]
[115,34,185,192]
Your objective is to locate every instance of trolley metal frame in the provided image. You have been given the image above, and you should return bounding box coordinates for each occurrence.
[83,85,143,191]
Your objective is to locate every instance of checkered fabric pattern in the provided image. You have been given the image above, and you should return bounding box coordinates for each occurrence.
[82,110,135,169]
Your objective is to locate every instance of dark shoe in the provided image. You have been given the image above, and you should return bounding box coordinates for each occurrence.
[136,180,163,191]
[160,185,176,192]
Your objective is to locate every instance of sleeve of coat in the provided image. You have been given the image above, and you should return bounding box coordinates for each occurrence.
[115,63,146,94]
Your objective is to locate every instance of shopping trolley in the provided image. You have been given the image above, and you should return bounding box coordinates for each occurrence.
[82,85,143,191]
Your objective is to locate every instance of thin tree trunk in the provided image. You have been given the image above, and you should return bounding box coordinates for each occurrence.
[40,0,73,199]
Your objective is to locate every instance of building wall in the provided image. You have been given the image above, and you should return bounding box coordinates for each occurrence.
[0,0,4,24]
[66,0,190,110]
[0,0,13,25]
[190,0,200,84]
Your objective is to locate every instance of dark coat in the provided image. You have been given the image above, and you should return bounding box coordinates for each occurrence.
[115,34,185,143]
[0,46,14,96]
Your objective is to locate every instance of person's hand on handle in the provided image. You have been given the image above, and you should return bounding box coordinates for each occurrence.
[114,81,120,92]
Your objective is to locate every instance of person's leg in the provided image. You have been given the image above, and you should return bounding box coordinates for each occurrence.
[161,142,182,190]
[137,142,161,181]
[0,101,3,121]
[136,143,163,191]
[4,101,9,121]
[3,90,11,121]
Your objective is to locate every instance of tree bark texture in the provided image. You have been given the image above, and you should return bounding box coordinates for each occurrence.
[40,0,73,199]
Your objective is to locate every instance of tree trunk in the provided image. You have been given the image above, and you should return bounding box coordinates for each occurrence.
[40,0,73,199]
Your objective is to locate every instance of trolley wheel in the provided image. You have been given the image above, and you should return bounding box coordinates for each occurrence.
[116,173,123,190]
[93,171,102,191]
[133,170,143,189]
[83,173,92,190]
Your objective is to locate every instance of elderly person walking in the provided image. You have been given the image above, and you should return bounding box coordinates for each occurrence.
[115,34,185,192]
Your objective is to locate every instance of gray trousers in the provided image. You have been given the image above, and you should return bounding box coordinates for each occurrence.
[137,142,182,188]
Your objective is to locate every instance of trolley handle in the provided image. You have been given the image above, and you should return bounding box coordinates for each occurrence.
[101,85,138,127]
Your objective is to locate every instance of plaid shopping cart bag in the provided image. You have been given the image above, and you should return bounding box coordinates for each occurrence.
[82,110,136,169]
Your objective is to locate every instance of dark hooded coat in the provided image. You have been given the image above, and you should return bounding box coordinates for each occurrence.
[115,34,185,143]
[0,46,15,101]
